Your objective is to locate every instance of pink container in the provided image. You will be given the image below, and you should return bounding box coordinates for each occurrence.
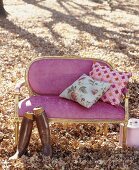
[119,118,139,148]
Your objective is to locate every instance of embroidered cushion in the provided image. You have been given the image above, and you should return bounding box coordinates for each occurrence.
[59,74,111,108]
[89,62,132,105]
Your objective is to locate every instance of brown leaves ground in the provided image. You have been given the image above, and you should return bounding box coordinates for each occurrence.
[0,0,139,169]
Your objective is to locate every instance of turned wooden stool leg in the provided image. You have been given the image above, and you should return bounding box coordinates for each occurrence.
[104,123,108,136]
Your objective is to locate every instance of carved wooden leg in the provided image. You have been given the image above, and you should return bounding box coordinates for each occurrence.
[104,123,108,136]
[122,122,127,147]
[95,124,99,134]
[14,118,19,146]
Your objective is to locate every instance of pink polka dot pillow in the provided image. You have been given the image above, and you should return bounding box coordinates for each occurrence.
[89,62,132,105]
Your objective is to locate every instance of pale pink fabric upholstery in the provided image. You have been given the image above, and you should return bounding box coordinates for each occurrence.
[18,96,125,120]
[28,58,111,95]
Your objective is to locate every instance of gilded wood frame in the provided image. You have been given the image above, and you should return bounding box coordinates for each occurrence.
[13,56,129,146]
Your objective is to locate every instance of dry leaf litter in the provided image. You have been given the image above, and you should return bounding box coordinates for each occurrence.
[0,0,139,169]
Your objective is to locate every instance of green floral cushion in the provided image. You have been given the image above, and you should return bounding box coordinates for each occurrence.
[59,74,111,108]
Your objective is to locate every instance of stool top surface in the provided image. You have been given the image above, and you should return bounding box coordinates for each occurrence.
[128,118,139,128]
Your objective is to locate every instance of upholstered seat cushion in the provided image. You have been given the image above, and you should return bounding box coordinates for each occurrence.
[18,96,125,120]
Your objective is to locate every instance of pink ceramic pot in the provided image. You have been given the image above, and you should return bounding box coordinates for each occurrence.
[119,118,139,148]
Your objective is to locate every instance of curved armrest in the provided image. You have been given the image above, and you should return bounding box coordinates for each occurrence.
[14,79,25,117]
[15,79,25,93]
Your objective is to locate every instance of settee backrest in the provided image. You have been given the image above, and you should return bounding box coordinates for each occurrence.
[27,57,112,95]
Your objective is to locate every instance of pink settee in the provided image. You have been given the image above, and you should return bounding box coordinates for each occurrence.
[14,57,129,146]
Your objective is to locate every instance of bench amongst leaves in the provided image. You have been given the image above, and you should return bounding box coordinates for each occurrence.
[13,56,131,146]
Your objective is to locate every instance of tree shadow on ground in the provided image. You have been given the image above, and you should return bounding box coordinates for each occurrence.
[66,0,139,38]
[108,1,139,15]
[22,0,139,65]
[88,0,105,3]
[0,18,61,56]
